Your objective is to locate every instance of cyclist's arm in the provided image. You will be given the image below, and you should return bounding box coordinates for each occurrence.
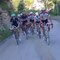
[34,17,36,22]
[49,17,53,24]
[39,18,43,24]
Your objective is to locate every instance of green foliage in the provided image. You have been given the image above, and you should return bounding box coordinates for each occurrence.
[57,2,60,15]
[0,29,12,42]
[46,2,53,9]
[0,0,10,3]
[0,0,4,3]
[0,11,2,14]
[24,0,33,9]
[49,1,60,16]
[10,0,21,12]
[0,1,14,15]
[24,9,40,13]
[18,0,24,13]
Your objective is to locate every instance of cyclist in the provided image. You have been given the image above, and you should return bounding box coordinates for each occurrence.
[29,12,35,29]
[35,12,40,34]
[10,14,21,41]
[39,8,53,39]
[18,14,20,21]
[20,13,28,31]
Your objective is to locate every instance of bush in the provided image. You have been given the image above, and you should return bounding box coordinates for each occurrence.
[24,9,40,13]
[0,29,12,42]
[0,11,2,15]
[18,2,24,13]
[0,1,14,16]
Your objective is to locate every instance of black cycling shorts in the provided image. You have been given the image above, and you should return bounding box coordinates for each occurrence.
[22,20,27,25]
[36,21,40,24]
[41,19,48,24]
[30,19,34,23]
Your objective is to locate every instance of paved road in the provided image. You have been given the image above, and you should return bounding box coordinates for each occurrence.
[49,20,60,60]
[0,20,59,60]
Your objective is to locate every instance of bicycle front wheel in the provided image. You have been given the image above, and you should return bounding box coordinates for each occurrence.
[14,32,19,45]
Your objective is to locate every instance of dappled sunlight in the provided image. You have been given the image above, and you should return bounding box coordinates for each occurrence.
[0,0,60,15]
[9,0,55,13]
[10,0,21,12]
[24,0,33,8]
[33,0,44,10]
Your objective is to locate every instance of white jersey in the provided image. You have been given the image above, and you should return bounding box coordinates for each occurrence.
[35,16,39,21]
[39,12,50,20]
[29,15,34,20]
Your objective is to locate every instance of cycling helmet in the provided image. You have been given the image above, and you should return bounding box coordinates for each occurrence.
[18,14,20,17]
[41,8,46,11]
[35,12,38,16]
[30,12,33,14]
[20,13,22,16]
[11,14,15,17]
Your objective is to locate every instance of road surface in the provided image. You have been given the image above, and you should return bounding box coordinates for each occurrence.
[0,20,60,60]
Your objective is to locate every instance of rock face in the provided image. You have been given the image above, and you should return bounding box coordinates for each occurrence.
[0,8,10,30]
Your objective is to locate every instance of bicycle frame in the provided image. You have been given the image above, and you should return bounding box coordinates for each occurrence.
[44,23,51,45]
[38,23,41,38]
[30,22,34,35]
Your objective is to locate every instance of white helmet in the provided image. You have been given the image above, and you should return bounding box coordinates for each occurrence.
[30,12,33,14]
[20,13,22,16]
[41,8,46,11]
[35,12,38,16]
[18,14,20,17]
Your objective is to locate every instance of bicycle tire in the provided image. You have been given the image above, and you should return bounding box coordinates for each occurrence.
[14,32,19,45]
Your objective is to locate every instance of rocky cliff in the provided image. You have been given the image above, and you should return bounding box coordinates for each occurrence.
[0,8,10,30]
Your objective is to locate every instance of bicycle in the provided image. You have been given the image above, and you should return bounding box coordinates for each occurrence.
[30,22,34,35]
[43,23,53,45]
[21,23,31,40]
[13,26,20,45]
[38,23,41,38]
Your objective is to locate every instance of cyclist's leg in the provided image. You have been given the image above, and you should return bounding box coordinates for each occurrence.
[48,25,50,32]
[17,29,20,37]
[46,19,50,32]
[30,20,34,28]
[41,27,45,36]
[33,21,35,29]
[36,21,39,32]
[41,20,45,36]
[22,21,26,31]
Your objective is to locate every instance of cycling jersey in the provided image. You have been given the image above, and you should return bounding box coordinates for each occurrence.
[35,16,40,24]
[20,14,28,25]
[39,12,50,20]
[29,15,34,20]
[35,16,39,21]
[29,15,34,23]
[21,15,28,21]
[10,18,19,27]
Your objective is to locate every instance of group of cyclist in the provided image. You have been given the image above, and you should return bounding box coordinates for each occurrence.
[10,8,53,41]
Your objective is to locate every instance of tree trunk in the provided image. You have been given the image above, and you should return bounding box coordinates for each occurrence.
[56,0,59,15]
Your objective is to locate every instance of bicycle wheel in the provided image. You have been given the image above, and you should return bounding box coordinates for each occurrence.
[38,31,41,38]
[47,34,50,45]
[38,25,41,38]
[25,30,29,40]
[14,32,19,45]
[24,25,29,40]
[31,27,34,35]
[45,32,50,45]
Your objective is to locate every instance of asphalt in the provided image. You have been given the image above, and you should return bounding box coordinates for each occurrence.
[0,20,58,60]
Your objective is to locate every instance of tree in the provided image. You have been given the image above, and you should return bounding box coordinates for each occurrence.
[10,0,21,12]
[24,0,33,9]
[18,0,24,13]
